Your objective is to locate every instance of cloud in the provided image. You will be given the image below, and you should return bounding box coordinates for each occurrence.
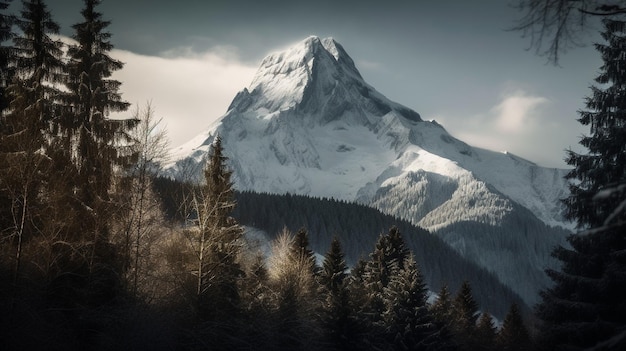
[492,91,549,133]
[433,89,567,167]
[356,60,382,71]
[109,48,257,148]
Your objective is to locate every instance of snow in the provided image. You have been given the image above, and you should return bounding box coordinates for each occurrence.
[164,36,573,304]
[166,35,571,230]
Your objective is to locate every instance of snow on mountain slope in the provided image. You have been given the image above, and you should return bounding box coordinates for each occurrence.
[166,36,571,304]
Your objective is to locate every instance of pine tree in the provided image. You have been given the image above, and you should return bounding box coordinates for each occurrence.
[535,19,626,351]
[320,236,348,293]
[319,237,357,350]
[193,135,244,320]
[430,285,453,328]
[11,0,64,115]
[497,304,531,351]
[0,0,63,293]
[564,20,626,229]
[475,313,497,351]
[383,254,440,351]
[451,281,480,350]
[361,227,413,348]
[63,0,135,268]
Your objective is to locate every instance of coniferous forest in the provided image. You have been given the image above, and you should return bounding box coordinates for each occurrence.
[1,1,625,350]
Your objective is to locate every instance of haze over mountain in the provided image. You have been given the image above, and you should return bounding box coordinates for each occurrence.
[166,36,572,304]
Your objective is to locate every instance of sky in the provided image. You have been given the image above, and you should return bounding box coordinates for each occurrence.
[13,0,605,168]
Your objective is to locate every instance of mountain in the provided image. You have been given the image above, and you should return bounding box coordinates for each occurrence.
[165,36,571,305]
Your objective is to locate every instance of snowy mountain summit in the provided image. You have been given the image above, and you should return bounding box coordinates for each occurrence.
[167,36,571,304]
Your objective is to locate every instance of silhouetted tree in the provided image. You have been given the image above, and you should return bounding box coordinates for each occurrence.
[475,312,497,351]
[63,0,135,271]
[535,19,626,351]
[498,304,531,351]
[320,237,358,350]
[430,285,453,328]
[451,281,480,350]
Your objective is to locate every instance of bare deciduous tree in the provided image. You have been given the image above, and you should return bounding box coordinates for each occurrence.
[512,0,626,64]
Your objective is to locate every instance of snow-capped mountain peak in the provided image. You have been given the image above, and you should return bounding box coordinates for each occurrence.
[166,36,572,305]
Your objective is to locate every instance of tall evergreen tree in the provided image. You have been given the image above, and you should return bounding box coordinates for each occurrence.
[383,254,440,351]
[451,281,480,350]
[430,285,453,328]
[475,312,497,351]
[497,304,531,351]
[63,0,135,267]
[535,19,626,351]
[5,0,63,155]
[193,135,243,319]
[361,227,412,347]
[319,237,358,350]
[564,19,626,229]
[0,0,63,292]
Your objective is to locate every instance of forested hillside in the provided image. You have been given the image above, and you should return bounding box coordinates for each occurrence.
[233,190,527,318]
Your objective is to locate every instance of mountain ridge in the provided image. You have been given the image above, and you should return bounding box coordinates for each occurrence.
[165,36,571,304]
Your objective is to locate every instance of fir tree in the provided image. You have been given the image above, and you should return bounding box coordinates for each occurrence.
[564,19,626,230]
[535,19,626,351]
[451,281,480,350]
[5,0,64,154]
[497,304,531,351]
[0,0,64,293]
[383,254,440,351]
[62,0,135,268]
[430,285,453,328]
[194,135,244,320]
[320,236,348,293]
[362,227,412,348]
[319,237,358,350]
[475,313,497,351]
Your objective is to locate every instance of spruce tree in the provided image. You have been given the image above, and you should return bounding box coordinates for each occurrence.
[382,254,440,351]
[319,237,357,350]
[362,227,412,348]
[430,285,453,327]
[6,0,63,154]
[320,236,348,293]
[497,304,531,351]
[451,281,480,350]
[535,19,626,351]
[194,135,243,320]
[564,20,626,230]
[0,0,63,292]
[63,0,134,267]
[475,313,497,351]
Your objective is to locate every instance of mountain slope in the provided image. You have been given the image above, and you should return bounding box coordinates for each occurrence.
[166,36,571,304]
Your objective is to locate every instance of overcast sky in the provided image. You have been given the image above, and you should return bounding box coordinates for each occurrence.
[19,0,605,168]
